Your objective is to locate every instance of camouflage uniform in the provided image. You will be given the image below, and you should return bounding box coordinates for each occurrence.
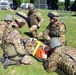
[0,20,7,45]
[45,22,66,44]
[0,12,33,69]
[0,14,13,45]
[44,37,76,75]
[37,11,66,45]
[27,4,44,37]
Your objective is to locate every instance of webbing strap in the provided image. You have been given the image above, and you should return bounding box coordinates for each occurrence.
[32,40,43,56]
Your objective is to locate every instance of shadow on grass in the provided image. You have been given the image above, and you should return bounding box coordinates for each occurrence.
[24,32,33,37]
[24,32,44,42]
[42,62,66,75]
[72,14,76,16]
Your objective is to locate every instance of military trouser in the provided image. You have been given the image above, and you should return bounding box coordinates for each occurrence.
[9,55,33,65]
[3,58,18,69]
[2,55,33,69]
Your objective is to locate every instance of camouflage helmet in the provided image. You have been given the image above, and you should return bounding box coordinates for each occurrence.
[48,11,59,20]
[49,37,62,49]
[4,14,13,22]
[28,3,35,11]
[14,11,27,23]
[51,11,59,16]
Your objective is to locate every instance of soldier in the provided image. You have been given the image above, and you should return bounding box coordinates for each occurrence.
[0,14,13,46]
[37,11,66,45]
[27,3,44,38]
[44,37,76,75]
[0,11,33,69]
[21,38,52,62]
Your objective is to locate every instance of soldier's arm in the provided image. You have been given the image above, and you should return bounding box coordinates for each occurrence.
[59,23,66,36]
[58,24,66,44]
[8,30,26,55]
[35,11,44,27]
[6,6,14,12]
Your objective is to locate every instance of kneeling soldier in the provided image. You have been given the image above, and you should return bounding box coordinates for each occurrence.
[0,12,33,69]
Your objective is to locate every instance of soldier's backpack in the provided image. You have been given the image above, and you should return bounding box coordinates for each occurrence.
[58,46,76,75]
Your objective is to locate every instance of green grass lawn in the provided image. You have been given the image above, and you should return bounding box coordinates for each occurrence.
[0,9,76,75]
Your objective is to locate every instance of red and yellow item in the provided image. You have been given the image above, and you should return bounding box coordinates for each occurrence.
[32,40,47,61]
[35,48,47,60]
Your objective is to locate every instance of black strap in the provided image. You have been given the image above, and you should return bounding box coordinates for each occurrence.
[16,13,30,22]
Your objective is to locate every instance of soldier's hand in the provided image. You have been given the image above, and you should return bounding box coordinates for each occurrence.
[32,25,37,29]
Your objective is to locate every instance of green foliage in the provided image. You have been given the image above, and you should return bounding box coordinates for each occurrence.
[58,2,64,10]
[0,10,76,75]
[70,1,74,6]
[64,0,70,6]
[58,1,74,10]
[22,0,30,3]
[50,0,58,9]
[30,0,34,3]
[13,0,22,7]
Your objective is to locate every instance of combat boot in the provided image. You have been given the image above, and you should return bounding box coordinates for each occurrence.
[3,58,18,69]
[0,55,6,63]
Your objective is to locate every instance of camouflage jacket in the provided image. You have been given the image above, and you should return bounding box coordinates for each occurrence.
[27,10,44,28]
[2,23,26,56]
[46,21,66,37]
[0,20,7,44]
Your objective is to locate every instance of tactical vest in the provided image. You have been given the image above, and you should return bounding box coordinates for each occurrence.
[2,25,17,57]
[48,22,66,37]
[58,46,76,75]
[29,11,39,26]
[49,24,59,37]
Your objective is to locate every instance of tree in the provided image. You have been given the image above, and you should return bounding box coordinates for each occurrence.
[64,0,70,11]
[75,0,76,3]
[50,0,58,10]
[30,0,34,3]
[47,0,58,10]
[23,0,30,3]
[13,0,22,7]
[70,0,76,12]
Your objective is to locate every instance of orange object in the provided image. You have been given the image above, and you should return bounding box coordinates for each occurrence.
[35,48,47,60]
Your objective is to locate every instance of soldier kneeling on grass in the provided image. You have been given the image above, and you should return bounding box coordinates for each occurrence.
[0,14,13,46]
[0,11,33,69]
[37,11,66,46]
[44,37,76,75]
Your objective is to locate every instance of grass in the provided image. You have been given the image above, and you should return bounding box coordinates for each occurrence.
[0,9,76,75]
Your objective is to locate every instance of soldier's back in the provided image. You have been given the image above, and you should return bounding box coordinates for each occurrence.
[58,46,76,75]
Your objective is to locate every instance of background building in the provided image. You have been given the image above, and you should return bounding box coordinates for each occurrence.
[34,0,47,9]
[0,0,13,5]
